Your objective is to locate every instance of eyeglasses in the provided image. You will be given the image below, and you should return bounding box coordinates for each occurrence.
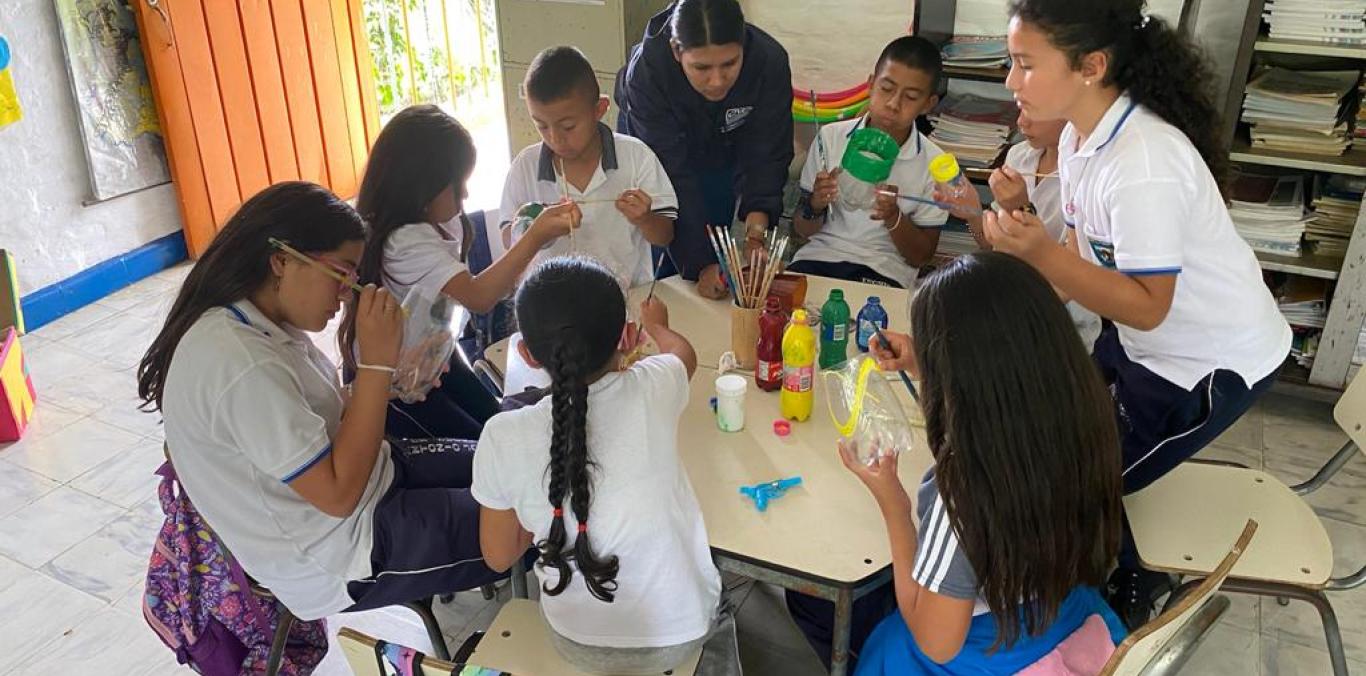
[267,238,362,293]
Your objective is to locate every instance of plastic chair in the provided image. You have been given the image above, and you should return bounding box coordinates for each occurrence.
[1099,520,1257,676]
[1123,369,1366,676]
[456,598,702,676]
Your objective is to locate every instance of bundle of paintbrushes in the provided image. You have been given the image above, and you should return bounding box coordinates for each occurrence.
[706,226,790,309]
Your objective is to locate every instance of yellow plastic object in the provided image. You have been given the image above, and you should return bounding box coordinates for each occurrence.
[780,309,817,422]
[830,357,878,436]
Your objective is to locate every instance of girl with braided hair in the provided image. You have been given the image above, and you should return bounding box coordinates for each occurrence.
[471,257,731,675]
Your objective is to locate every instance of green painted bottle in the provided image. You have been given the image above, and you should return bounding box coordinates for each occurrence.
[819,289,851,369]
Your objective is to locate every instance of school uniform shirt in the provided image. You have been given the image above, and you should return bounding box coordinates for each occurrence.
[1002,141,1066,244]
[499,124,679,287]
[793,117,949,289]
[913,468,989,616]
[471,354,721,648]
[162,302,395,620]
[1003,141,1102,347]
[382,217,467,305]
[1060,93,1292,390]
[616,6,794,279]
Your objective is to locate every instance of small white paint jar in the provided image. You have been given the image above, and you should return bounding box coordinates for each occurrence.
[715,374,748,432]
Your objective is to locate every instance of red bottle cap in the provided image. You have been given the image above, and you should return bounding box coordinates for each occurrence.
[773,419,792,436]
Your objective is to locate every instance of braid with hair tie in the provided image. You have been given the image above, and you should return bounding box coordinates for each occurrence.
[536,342,579,596]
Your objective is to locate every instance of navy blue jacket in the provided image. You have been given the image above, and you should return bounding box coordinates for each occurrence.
[616,5,794,280]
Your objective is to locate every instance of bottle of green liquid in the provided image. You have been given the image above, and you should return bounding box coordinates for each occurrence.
[819,289,851,369]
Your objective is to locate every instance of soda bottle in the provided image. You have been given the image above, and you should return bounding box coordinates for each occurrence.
[780,309,817,422]
[856,296,890,352]
[755,296,787,392]
[819,289,851,370]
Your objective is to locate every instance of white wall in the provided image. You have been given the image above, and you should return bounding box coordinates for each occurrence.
[740,0,915,91]
[0,0,181,294]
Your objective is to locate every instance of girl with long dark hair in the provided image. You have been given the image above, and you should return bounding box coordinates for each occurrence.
[850,252,1126,673]
[471,257,732,675]
[139,182,508,621]
[982,0,1291,627]
[339,104,578,439]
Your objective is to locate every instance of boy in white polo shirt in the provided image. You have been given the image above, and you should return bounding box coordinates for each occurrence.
[501,46,677,287]
[791,36,949,289]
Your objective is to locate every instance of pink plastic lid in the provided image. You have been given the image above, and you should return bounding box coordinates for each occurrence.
[773,419,792,436]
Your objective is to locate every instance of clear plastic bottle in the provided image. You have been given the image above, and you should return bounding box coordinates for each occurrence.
[929,154,974,203]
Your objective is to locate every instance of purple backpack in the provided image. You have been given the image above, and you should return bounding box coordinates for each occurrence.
[142,461,328,675]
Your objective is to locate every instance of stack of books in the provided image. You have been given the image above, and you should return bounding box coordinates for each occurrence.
[1275,277,1330,369]
[928,93,1017,168]
[1262,0,1366,46]
[1308,175,1366,258]
[1241,67,1358,156]
[940,36,1009,70]
[1228,172,1310,255]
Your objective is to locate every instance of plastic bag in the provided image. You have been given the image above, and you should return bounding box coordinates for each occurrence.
[391,287,459,404]
[822,354,915,465]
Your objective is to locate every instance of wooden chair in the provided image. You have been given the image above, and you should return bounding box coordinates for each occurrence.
[1124,368,1366,676]
[458,599,702,676]
[338,626,463,675]
[1099,520,1257,675]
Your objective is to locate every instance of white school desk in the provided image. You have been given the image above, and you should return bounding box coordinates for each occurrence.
[482,276,928,676]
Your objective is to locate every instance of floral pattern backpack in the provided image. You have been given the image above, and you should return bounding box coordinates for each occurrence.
[142,460,328,674]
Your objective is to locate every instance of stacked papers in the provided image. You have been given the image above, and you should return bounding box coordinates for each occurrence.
[1228,172,1309,255]
[928,93,1017,168]
[940,36,1008,69]
[1242,67,1358,156]
[1263,0,1366,46]
[1308,175,1365,258]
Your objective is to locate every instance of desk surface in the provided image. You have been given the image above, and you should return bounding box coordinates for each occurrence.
[486,275,928,586]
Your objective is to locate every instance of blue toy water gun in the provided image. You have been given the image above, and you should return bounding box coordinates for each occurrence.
[739,477,803,512]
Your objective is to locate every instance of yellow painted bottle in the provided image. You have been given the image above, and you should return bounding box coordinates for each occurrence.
[780,309,817,422]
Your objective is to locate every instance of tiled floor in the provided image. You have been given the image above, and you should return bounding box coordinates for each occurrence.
[1,262,1363,674]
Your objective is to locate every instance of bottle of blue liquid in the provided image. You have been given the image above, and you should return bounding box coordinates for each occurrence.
[856,296,889,352]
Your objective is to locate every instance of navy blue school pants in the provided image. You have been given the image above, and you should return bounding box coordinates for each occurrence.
[345,439,530,611]
[384,355,500,441]
[1093,322,1280,567]
[785,260,902,289]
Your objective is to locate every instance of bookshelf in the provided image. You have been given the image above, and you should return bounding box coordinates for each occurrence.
[941,64,1008,84]
[1253,38,1366,60]
[1224,0,1366,392]
[1230,140,1366,177]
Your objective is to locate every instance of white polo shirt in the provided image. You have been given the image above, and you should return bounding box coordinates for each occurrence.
[1060,94,1291,389]
[794,116,949,289]
[383,218,467,304]
[1002,142,1066,244]
[471,355,721,649]
[162,302,395,620]
[500,124,678,287]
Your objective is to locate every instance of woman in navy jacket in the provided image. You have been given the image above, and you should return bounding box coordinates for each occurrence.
[616,0,794,299]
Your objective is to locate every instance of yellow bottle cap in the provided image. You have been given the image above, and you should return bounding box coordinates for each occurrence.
[791,309,809,324]
[928,154,962,183]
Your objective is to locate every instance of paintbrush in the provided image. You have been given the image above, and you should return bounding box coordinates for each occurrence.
[809,89,829,171]
[871,325,918,403]
[646,249,666,302]
[268,238,408,317]
[877,189,984,216]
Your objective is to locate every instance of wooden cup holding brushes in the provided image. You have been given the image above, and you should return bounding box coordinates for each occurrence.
[708,226,790,369]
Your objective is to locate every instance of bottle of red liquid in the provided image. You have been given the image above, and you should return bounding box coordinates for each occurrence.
[755,295,787,392]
